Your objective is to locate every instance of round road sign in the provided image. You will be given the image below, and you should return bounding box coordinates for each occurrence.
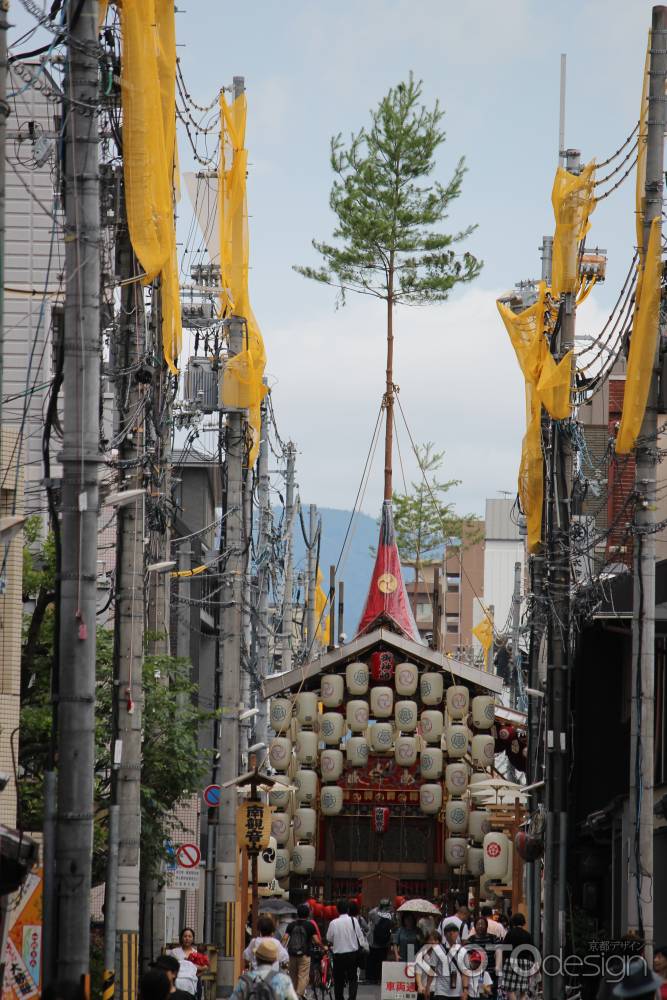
[203,784,221,807]
[176,843,201,869]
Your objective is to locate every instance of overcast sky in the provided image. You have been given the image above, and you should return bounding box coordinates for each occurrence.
[11,1,652,518]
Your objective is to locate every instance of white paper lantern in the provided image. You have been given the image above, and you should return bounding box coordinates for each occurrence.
[420,710,444,744]
[296,731,318,767]
[321,674,344,708]
[369,722,393,752]
[471,734,495,768]
[445,799,469,834]
[269,737,292,772]
[270,698,292,734]
[295,769,318,805]
[445,836,467,867]
[468,809,492,844]
[420,747,443,779]
[472,695,496,731]
[420,672,444,705]
[347,736,369,767]
[320,712,345,746]
[294,807,317,843]
[420,783,443,814]
[269,783,292,809]
[499,840,514,887]
[395,700,418,732]
[395,662,418,696]
[446,685,470,720]
[470,771,490,785]
[346,700,369,733]
[394,736,417,767]
[447,724,468,758]
[483,832,510,877]
[296,692,318,727]
[320,785,343,816]
[346,661,369,695]
[271,811,290,846]
[257,836,278,884]
[291,844,316,875]
[467,845,485,876]
[445,762,469,796]
[275,847,291,880]
[320,749,344,782]
[370,686,393,718]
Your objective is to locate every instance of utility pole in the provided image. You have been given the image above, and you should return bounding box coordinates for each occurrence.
[543,146,580,1000]
[215,314,245,996]
[329,565,336,648]
[240,462,252,763]
[55,0,100,984]
[305,503,318,653]
[281,442,296,671]
[142,292,173,967]
[627,4,667,958]
[110,204,145,996]
[255,399,270,749]
[337,580,345,642]
[510,561,522,710]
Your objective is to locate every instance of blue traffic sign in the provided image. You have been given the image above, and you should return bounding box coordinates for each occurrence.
[203,784,221,807]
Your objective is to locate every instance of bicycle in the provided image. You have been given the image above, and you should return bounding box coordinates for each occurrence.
[307,948,334,1000]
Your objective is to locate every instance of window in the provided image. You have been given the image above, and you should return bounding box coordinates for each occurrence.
[416,602,432,620]
[446,574,460,593]
[446,614,459,634]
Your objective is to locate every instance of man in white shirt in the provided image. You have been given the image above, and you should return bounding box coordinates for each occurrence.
[479,906,505,941]
[438,905,471,944]
[326,899,364,1000]
[431,923,469,1000]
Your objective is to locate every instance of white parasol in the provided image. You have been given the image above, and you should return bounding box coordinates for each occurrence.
[396,899,441,915]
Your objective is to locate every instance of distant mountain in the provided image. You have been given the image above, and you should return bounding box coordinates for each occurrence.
[292,507,378,636]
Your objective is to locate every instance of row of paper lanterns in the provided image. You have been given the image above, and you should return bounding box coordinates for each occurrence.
[269,729,496,775]
[270,679,496,732]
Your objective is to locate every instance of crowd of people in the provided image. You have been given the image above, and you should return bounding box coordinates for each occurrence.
[137,910,667,1000]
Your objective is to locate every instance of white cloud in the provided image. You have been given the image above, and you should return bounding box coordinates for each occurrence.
[265,285,612,519]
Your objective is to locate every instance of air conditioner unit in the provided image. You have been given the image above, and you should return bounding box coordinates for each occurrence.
[183,357,218,413]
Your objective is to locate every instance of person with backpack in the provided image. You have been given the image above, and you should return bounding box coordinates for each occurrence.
[366,898,394,984]
[230,939,298,1000]
[283,903,324,999]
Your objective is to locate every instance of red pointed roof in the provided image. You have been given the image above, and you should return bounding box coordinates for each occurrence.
[356,500,422,642]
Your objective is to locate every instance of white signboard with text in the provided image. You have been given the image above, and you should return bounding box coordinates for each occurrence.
[381,962,417,1000]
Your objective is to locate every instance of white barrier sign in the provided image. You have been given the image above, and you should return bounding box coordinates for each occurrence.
[381,962,417,1000]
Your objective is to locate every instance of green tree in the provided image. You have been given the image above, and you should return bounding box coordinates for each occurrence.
[295,74,482,500]
[19,528,216,886]
[392,442,480,610]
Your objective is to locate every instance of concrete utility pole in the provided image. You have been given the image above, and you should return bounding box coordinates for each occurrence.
[255,399,270,750]
[627,5,667,957]
[543,146,580,1000]
[510,561,522,709]
[55,0,100,984]
[281,442,296,671]
[110,211,145,995]
[240,463,253,763]
[306,504,318,652]
[215,315,245,995]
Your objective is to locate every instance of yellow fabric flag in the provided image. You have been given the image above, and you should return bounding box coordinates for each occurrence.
[218,92,268,466]
[616,216,662,454]
[473,613,494,659]
[537,350,573,422]
[497,282,548,386]
[518,384,544,553]
[314,568,330,643]
[119,0,181,373]
[551,161,596,299]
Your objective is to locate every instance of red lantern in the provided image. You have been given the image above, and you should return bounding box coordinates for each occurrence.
[372,806,390,834]
[369,650,395,682]
[515,830,543,862]
[326,905,338,920]
[497,724,515,743]
[394,895,406,910]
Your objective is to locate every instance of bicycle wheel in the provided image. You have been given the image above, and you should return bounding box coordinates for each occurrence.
[309,957,324,1000]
